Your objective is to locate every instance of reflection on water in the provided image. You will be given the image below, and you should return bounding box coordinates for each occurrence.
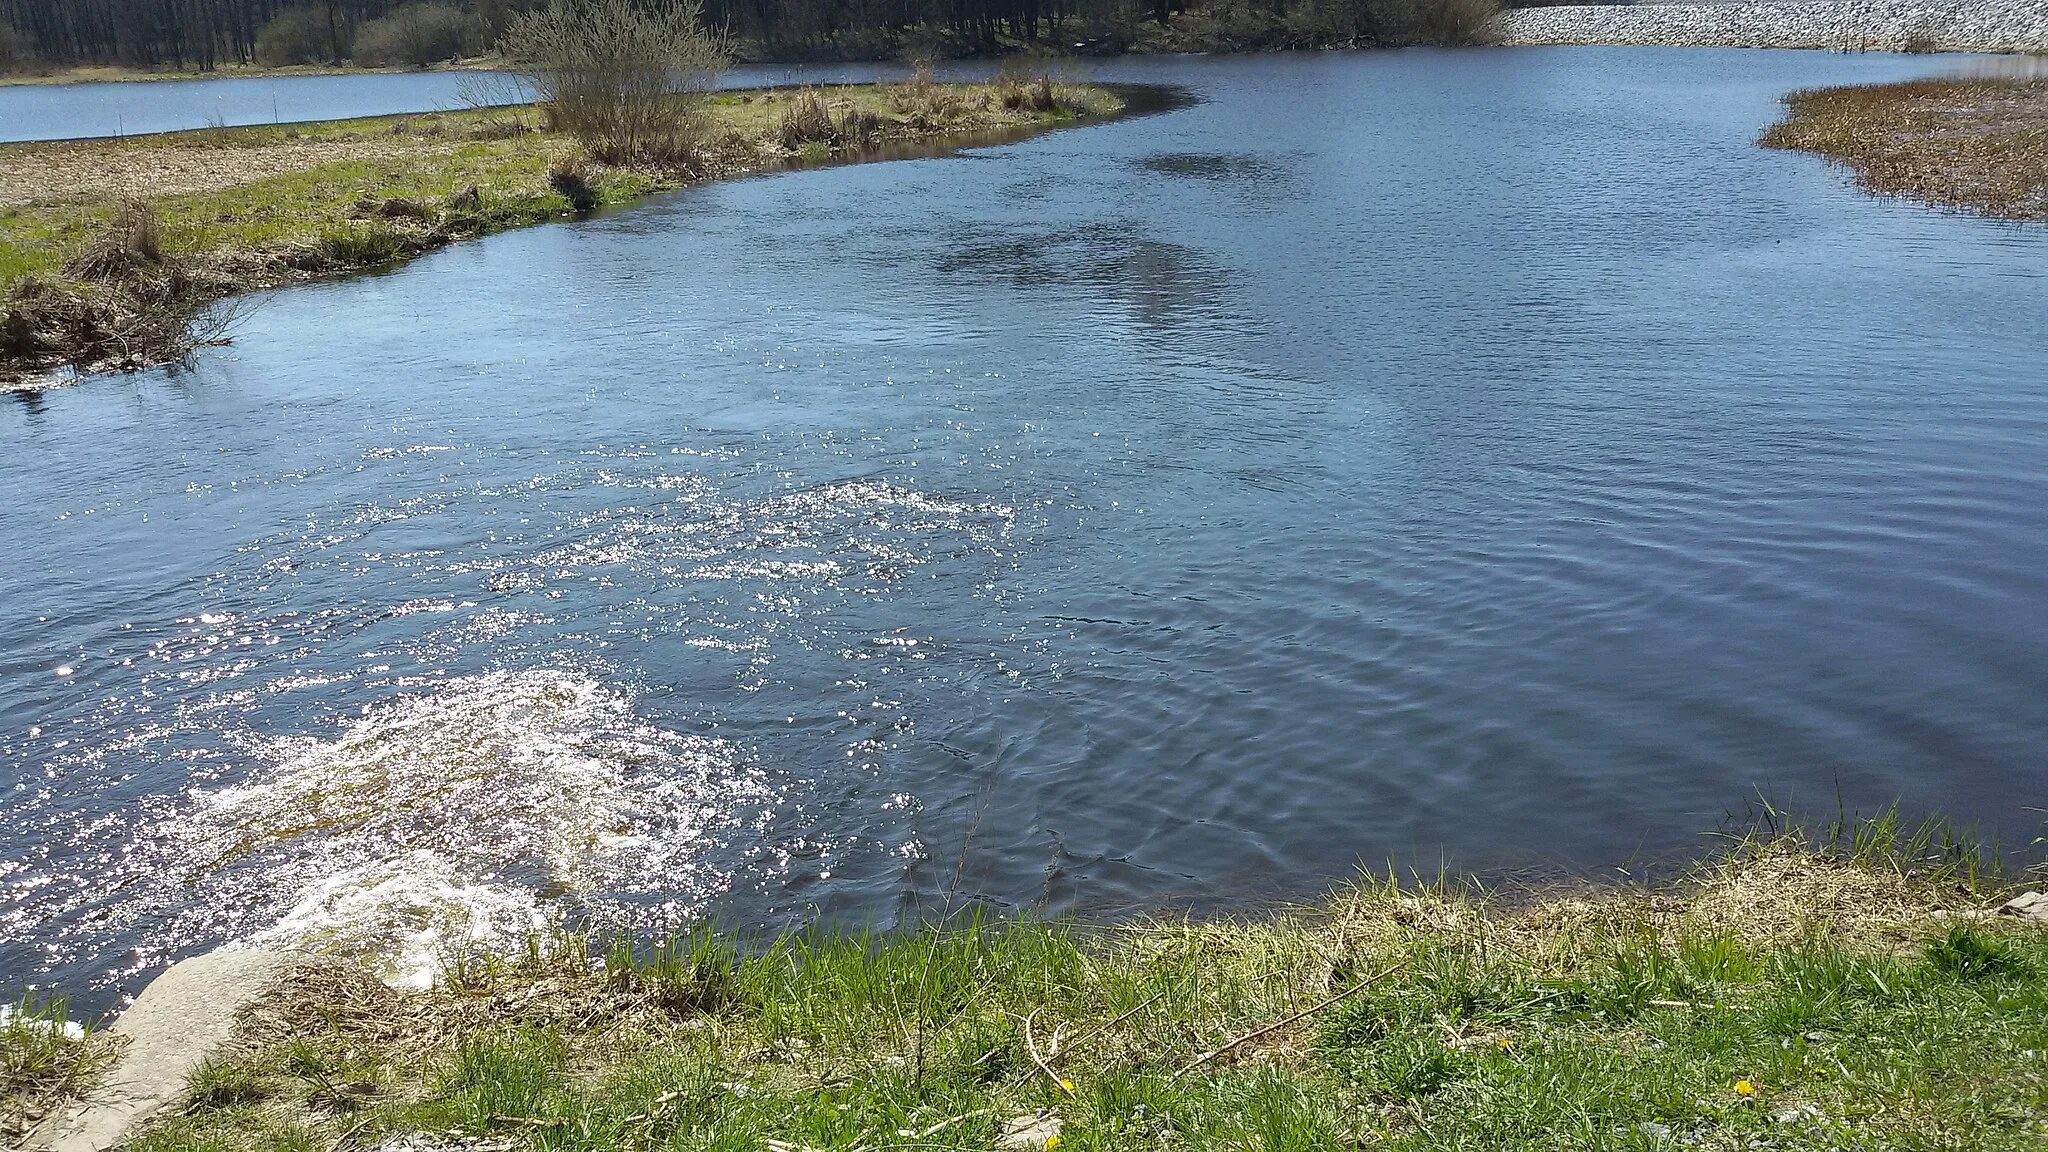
[4,48,2048,1010]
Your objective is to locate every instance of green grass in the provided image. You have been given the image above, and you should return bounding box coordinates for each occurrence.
[98,817,2048,1152]
[2,992,116,1136]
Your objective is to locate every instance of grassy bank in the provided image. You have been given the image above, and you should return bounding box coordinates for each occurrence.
[16,816,2048,1151]
[1762,76,2048,222]
[0,75,1121,385]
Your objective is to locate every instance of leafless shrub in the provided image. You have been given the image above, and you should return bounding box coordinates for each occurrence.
[1389,0,1502,46]
[352,3,484,68]
[0,21,38,74]
[1902,29,1940,54]
[255,6,350,66]
[505,0,728,166]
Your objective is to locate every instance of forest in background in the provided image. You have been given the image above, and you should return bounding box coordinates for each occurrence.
[0,0,1537,74]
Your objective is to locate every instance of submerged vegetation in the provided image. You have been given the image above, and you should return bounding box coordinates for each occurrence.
[23,812,2048,1151]
[1762,76,2048,222]
[0,74,1120,385]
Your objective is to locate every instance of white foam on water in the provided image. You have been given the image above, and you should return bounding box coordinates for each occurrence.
[187,669,774,984]
[247,849,551,989]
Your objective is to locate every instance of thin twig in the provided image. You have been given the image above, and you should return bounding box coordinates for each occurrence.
[915,1108,994,1138]
[1016,1008,1075,1094]
[1053,988,1167,1057]
[325,1117,371,1152]
[1172,961,1406,1078]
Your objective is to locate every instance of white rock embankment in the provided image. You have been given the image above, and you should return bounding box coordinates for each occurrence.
[1498,1,2048,53]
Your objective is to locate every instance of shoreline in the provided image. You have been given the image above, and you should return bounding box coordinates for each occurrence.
[0,78,1142,390]
[1762,74,2048,222]
[10,815,2047,1150]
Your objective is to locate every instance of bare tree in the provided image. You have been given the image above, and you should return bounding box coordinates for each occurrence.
[504,0,728,166]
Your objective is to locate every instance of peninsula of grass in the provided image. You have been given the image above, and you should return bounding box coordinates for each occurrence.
[14,813,2048,1151]
[0,74,1122,385]
[1762,75,2048,222]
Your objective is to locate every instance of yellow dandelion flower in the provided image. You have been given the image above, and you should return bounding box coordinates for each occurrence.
[1058,1078,1076,1095]
[1734,1079,1756,1097]
[1045,1136,1061,1151]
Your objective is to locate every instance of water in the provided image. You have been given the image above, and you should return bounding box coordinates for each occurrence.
[0,63,917,142]
[5,47,2046,1010]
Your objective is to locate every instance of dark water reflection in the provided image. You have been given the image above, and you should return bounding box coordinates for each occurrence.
[4,48,2047,1009]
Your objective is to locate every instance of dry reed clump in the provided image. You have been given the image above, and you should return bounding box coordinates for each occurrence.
[992,72,1063,113]
[1761,76,2048,221]
[1681,840,1942,951]
[61,198,163,281]
[776,88,838,151]
[835,107,886,150]
[888,64,969,126]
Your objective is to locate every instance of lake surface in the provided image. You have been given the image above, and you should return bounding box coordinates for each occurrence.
[4,48,2045,1010]
[0,63,916,142]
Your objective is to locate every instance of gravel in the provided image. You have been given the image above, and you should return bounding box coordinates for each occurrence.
[1497,1,2048,54]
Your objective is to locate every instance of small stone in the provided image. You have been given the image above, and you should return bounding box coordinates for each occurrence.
[1998,892,2048,922]
[998,1113,1062,1151]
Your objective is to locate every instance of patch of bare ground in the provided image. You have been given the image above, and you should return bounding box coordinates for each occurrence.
[1762,76,2048,221]
[0,136,464,209]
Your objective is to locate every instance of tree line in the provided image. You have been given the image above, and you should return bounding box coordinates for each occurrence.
[0,0,1502,73]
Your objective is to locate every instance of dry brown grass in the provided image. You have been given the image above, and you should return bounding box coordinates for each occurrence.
[1762,76,2048,221]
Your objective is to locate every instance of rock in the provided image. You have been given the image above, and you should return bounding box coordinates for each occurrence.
[28,948,292,1152]
[1998,891,2048,922]
[998,1113,1063,1150]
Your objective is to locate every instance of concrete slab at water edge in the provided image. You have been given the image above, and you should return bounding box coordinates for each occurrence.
[28,949,294,1152]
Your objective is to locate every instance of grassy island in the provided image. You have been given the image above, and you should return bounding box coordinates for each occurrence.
[1762,76,2048,223]
[0,74,1122,386]
[9,815,2048,1151]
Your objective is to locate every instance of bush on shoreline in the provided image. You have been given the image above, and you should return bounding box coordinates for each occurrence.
[504,0,728,166]
[0,20,36,74]
[351,2,486,68]
[254,6,353,67]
